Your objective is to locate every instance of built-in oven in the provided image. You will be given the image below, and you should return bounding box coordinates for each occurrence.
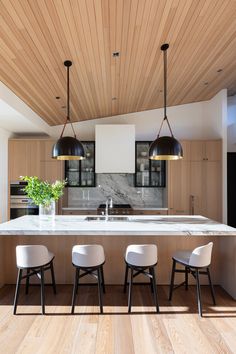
[10,182,39,219]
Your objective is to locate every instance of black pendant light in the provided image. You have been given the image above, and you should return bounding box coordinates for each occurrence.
[149,44,183,160]
[52,60,85,160]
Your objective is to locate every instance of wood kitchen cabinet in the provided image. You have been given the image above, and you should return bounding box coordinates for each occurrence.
[8,139,41,180]
[39,140,64,182]
[190,140,221,161]
[168,139,222,222]
[9,139,65,216]
[9,139,63,182]
[168,160,191,215]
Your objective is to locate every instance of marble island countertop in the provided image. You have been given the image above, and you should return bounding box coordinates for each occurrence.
[0,215,235,236]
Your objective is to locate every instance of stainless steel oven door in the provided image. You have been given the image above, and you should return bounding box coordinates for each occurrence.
[10,197,39,219]
[10,182,28,196]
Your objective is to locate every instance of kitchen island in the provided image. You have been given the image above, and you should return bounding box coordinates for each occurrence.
[0,215,235,299]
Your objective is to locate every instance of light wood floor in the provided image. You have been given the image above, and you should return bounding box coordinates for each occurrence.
[0,284,235,354]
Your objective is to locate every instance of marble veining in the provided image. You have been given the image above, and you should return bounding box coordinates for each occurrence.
[68,174,166,208]
[0,215,235,236]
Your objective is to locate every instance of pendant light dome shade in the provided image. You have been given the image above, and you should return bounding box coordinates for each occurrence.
[149,43,183,160]
[52,136,85,160]
[52,60,85,160]
[149,136,183,160]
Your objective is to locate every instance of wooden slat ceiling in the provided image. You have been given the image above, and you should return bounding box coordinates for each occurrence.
[0,0,236,126]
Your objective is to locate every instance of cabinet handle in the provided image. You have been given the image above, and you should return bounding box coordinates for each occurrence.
[190,195,194,215]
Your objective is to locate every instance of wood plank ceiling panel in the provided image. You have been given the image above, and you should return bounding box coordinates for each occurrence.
[0,0,236,126]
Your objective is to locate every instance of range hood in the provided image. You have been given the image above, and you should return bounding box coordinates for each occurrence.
[95,124,135,173]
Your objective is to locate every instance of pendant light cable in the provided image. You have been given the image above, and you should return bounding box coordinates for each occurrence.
[60,61,77,139]
[157,44,174,138]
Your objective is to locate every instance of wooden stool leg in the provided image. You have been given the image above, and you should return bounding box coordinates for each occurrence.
[196,269,202,317]
[207,267,216,305]
[169,259,176,301]
[50,261,57,294]
[128,267,133,313]
[25,269,30,295]
[13,269,23,315]
[40,267,45,315]
[123,264,129,293]
[97,267,103,314]
[150,267,159,313]
[71,268,79,314]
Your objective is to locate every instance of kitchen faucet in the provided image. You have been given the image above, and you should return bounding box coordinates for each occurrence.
[105,197,113,221]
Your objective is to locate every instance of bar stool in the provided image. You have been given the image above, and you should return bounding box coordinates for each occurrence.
[13,245,56,315]
[124,244,159,313]
[71,245,105,314]
[169,242,216,316]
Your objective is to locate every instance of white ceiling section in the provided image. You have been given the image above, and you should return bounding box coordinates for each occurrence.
[0,81,50,135]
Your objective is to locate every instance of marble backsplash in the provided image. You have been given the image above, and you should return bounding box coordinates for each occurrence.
[67,174,166,208]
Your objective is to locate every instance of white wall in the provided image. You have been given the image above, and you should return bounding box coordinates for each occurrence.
[50,93,227,143]
[0,127,11,223]
[227,96,236,152]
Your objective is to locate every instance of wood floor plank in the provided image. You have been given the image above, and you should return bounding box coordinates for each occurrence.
[0,285,235,354]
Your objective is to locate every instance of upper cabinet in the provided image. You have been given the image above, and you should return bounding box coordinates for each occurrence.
[65,142,95,187]
[190,140,221,161]
[9,139,64,182]
[95,125,135,173]
[9,140,41,181]
[39,140,63,182]
[135,142,166,187]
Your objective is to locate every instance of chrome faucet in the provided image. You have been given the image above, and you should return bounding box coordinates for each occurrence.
[105,197,113,221]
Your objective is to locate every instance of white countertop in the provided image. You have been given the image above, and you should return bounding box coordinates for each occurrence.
[0,215,235,236]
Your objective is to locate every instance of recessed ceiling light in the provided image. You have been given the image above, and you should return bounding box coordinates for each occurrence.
[112,51,120,57]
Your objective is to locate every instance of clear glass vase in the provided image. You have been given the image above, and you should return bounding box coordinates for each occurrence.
[39,200,56,220]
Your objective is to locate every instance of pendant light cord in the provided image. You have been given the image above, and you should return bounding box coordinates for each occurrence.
[157,44,174,138]
[60,62,77,139]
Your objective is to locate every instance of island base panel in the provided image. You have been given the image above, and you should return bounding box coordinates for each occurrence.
[2,235,220,286]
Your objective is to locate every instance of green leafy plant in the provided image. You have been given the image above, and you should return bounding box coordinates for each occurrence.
[21,176,67,206]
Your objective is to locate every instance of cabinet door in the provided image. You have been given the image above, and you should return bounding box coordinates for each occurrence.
[168,160,190,215]
[202,161,222,222]
[39,140,63,182]
[179,140,191,161]
[190,141,205,161]
[205,141,221,161]
[9,140,40,180]
[190,161,203,215]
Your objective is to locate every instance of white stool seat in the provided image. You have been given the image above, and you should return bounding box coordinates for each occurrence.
[173,242,213,268]
[16,245,54,268]
[125,244,157,267]
[172,250,191,266]
[72,245,105,268]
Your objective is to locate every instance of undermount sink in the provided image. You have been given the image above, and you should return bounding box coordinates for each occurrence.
[85,216,129,222]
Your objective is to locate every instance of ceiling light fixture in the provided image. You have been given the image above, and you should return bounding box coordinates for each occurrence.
[149,43,183,160]
[52,60,85,160]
